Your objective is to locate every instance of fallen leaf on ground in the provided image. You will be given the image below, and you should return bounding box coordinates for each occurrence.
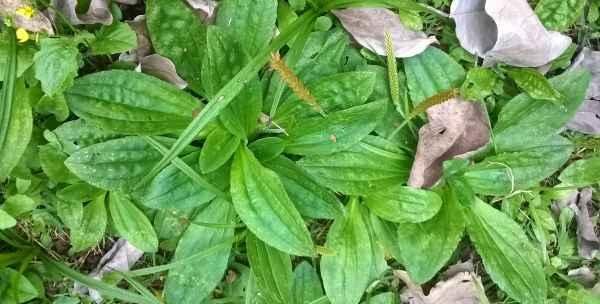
[396,270,487,304]
[139,54,188,89]
[408,98,490,188]
[186,0,218,22]
[558,188,600,260]
[51,0,112,25]
[118,14,188,88]
[74,239,143,303]
[443,259,475,279]
[568,266,596,288]
[0,0,54,34]
[333,8,437,58]
[566,48,600,135]
[450,0,571,67]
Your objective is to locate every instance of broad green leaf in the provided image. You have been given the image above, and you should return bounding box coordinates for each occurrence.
[265,156,344,219]
[199,126,241,173]
[230,147,314,256]
[369,214,403,264]
[506,68,562,103]
[141,152,222,210]
[494,70,590,152]
[109,191,158,253]
[321,200,373,304]
[247,232,293,304]
[65,137,191,191]
[465,198,546,304]
[566,289,600,304]
[295,30,348,83]
[165,199,235,304]
[153,209,193,243]
[146,0,206,91]
[3,194,37,217]
[71,194,107,252]
[275,71,377,123]
[57,183,105,203]
[463,136,574,196]
[0,268,38,303]
[216,0,278,57]
[460,67,500,101]
[292,261,324,304]
[65,70,200,135]
[0,36,35,79]
[57,200,83,230]
[47,119,120,155]
[0,209,17,229]
[365,186,443,223]
[90,22,138,55]
[360,204,388,280]
[39,144,80,184]
[34,37,80,97]
[202,27,262,139]
[35,93,69,122]
[559,157,600,186]
[396,190,465,284]
[284,100,386,155]
[248,137,286,162]
[137,11,319,188]
[362,292,396,304]
[536,0,587,31]
[404,47,465,105]
[0,81,33,178]
[298,136,412,196]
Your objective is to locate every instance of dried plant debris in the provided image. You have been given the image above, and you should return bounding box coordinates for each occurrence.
[0,0,54,33]
[74,239,143,303]
[186,0,218,22]
[450,0,571,67]
[408,98,490,188]
[333,8,437,58]
[558,188,600,260]
[567,48,600,135]
[568,266,597,288]
[51,0,113,25]
[119,14,188,88]
[397,270,488,304]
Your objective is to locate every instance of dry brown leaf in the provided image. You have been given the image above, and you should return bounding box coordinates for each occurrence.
[559,188,600,260]
[408,98,490,188]
[333,8,437,58]
[396,270,487,304]
[139,54,188,89]
[566,48,600,135]
[443,259,474,279]
[51,0,112,25]
[74,239,143,303]
[0,0,54,34]
[186,0,218,22]
[568,266,597,288]
[450,0,571,67]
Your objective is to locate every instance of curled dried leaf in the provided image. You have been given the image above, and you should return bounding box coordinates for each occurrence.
[186,0,218,23]
[566,48,600,135]
[558,188,600,260]
[74,239,143,303]
[450,0,571,67]
[0,0,54,34]
[139,54,188,89]
[397,270,487,304]
[408,98,491,188]
[333,8,437,58]
[51,0,112,25]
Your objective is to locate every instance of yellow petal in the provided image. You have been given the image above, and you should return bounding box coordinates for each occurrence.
[16,6,35,19]
[16,28,30,43]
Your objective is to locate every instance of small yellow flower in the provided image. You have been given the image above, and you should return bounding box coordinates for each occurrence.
[16,6,35,19]
[16,28,30,43]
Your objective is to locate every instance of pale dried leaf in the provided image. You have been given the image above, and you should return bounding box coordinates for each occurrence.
[115,0,137,4]
[398,270,486,304]
[408,98,491,188]
[566,48,600,134]
[140,54,188,89]
[559,188,600,260]
[333,8,437,58]
[122,15,152,61]
[51,0,112,25]
[450,0,571,67]
[0,0,54,33]
[568,266,596,288]
[443,259,474,279]
[186,0,218,22]
[74,239,143,303]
